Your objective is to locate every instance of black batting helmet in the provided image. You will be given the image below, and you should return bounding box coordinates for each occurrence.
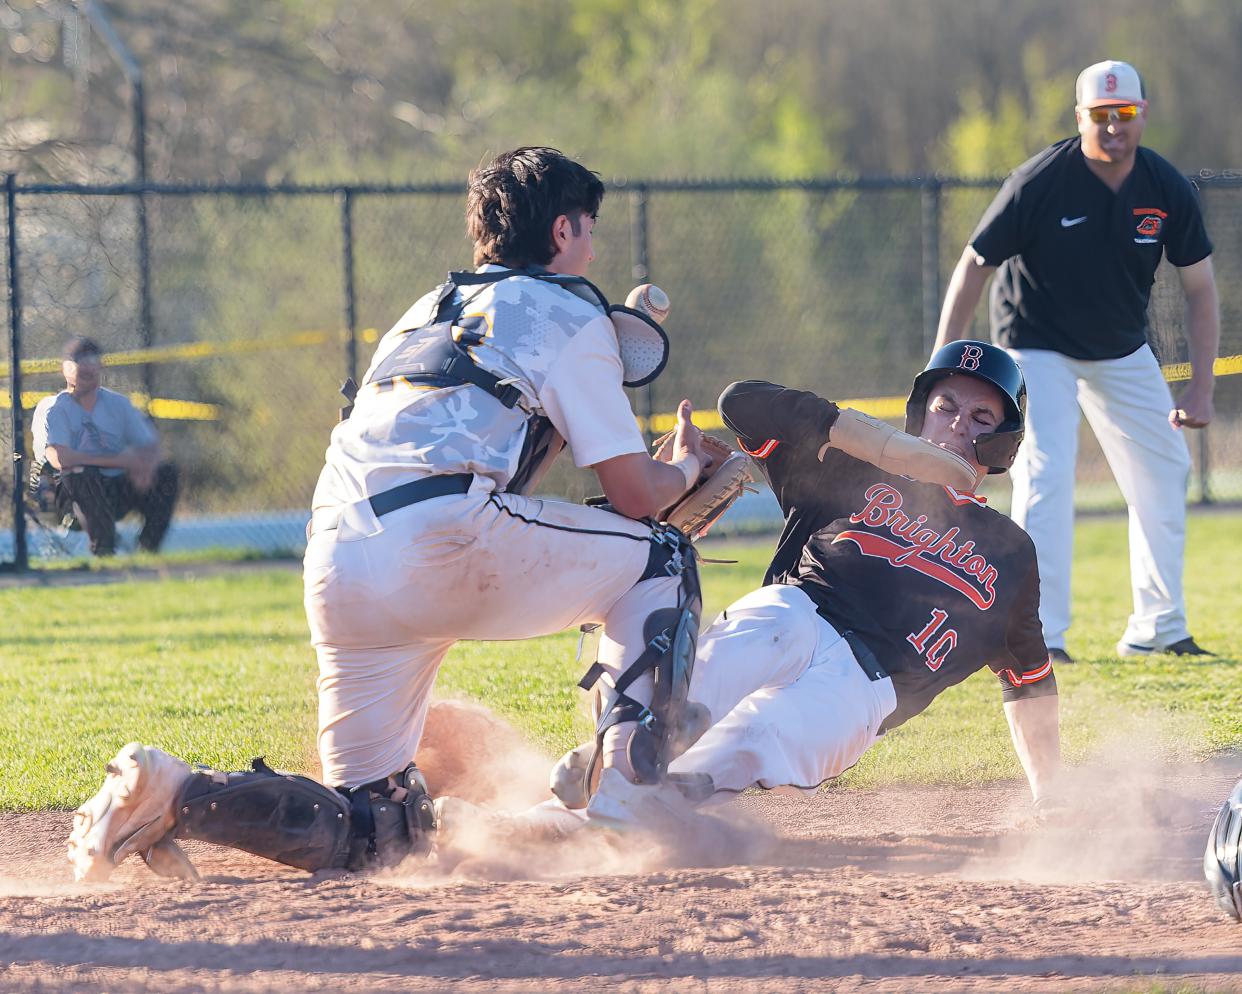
[906,340,1026,475]
[1205,777,1242,922]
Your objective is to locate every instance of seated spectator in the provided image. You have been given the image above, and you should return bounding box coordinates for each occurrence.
[30,336,179,556]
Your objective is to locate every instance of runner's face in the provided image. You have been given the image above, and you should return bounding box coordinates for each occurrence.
[548,211,595,276]
[1077,104,1146,164]
[921,374,1005,477]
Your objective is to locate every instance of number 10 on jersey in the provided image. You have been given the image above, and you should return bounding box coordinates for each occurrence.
[906,608,957,671]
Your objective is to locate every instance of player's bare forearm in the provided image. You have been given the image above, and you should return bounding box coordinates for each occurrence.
[934,247,996,352]
[1183,264,1220,388]
[595,453,698,519]
[1172,257,1220,428]
[596,399,705,519]
[1003,694,1061,803]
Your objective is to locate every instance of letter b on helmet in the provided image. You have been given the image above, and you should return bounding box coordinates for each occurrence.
[906,340,1027,475]
[957,343,985,371]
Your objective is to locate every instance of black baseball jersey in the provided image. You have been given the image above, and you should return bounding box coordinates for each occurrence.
[970,137,1213,361]
[719,380,1055,732]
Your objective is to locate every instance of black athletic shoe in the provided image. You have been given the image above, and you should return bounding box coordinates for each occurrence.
[1116,636,1213,658]
[1047,647,1075,665]
[1166,637,1213,656]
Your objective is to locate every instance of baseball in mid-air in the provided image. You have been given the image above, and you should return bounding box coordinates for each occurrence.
[625,283,671,324]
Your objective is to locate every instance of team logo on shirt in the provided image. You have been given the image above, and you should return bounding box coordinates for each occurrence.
[837,483,998,610]
[1133,207,1166,244]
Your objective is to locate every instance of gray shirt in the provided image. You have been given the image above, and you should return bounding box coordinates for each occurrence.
[32,387,158,477]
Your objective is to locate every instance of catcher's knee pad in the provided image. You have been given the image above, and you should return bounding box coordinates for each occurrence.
[573,524,712,795]
[173,758,435,872]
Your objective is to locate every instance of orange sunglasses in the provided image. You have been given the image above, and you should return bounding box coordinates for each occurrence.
[1085,105,1142,124]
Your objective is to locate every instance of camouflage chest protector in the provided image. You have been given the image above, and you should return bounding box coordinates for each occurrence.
[343,267,669,495]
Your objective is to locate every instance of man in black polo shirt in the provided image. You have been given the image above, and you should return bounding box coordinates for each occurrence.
[935,60,1220,663]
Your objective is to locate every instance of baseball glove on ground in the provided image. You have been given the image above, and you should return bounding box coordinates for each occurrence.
[652,432,754,540]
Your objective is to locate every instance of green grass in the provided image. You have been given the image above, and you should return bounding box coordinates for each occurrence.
[2,513,1239,811]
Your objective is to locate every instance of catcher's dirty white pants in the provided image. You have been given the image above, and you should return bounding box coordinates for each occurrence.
[304,490,677,788]
[1007,345,1191,650]
[666,584,896,798]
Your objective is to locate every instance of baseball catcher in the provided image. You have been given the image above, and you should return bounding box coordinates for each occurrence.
[68,146,727,881]
[523,341,1061,830]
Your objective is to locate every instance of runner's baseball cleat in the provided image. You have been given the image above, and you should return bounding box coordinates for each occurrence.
[67,742,192,882]
[433,795,585,851]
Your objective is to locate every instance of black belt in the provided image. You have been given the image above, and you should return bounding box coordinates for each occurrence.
[310,473,473,535]
[840,629,889,683]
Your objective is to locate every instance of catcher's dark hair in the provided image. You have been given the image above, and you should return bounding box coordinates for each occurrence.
[466,147,604,269]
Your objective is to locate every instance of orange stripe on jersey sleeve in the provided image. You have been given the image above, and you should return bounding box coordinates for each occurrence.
[1003,657,1054,686]
[739,438,779,459]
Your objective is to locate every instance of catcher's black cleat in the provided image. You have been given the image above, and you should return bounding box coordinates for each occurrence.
[1116,636,1213,658]
[1047,647,1074,666]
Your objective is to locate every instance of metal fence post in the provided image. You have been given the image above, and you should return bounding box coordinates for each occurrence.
[4,175,28,571]
[629,185,653,442]
[135,79,154,399]
[338,188,358,385]
[920,178,942,354]
[1195,183,1212,505]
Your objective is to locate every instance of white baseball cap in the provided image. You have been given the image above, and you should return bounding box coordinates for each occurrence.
[1075,60,1145,108]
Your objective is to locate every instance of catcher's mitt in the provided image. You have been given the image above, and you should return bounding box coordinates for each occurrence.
[652,431,754,540]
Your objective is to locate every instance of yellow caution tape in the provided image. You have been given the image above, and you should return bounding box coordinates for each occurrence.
[0,327,383,378]
[639,354,1240,432]
[3,334,1238,431]
[0,390,221,421]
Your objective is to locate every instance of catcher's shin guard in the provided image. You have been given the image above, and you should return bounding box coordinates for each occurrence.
[573,524,712,798]
[172,758,435,873]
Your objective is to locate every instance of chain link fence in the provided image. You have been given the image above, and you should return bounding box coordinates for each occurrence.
[3,174,1240,567]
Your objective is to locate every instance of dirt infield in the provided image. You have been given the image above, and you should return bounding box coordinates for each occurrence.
[4,708,1242,993]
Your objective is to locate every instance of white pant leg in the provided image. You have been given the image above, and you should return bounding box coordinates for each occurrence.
[685,584,824,727]
[669,589,896,797]
[1076,345,1191,647]
[306,492,671,787]
[1007,348,1081,650]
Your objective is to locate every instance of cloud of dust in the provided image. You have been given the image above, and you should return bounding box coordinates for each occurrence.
[386,698,772,885]
[960,714,1230,885]
[414,698,554,811]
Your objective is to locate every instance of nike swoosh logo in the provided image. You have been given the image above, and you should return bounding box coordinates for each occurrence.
[1061,215,1088,228]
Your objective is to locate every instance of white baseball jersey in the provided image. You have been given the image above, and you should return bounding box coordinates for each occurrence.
[311,267,647,509]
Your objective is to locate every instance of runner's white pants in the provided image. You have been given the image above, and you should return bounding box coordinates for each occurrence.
[667,584,896,799]
[1007,345,1191,650]
[304,490,680,788]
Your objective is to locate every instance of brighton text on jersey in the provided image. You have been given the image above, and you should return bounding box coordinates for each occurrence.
[837,483,999,610]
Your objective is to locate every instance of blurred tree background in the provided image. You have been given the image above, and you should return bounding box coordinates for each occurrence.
[3,0,1239,185]
[2,0,1239,533]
